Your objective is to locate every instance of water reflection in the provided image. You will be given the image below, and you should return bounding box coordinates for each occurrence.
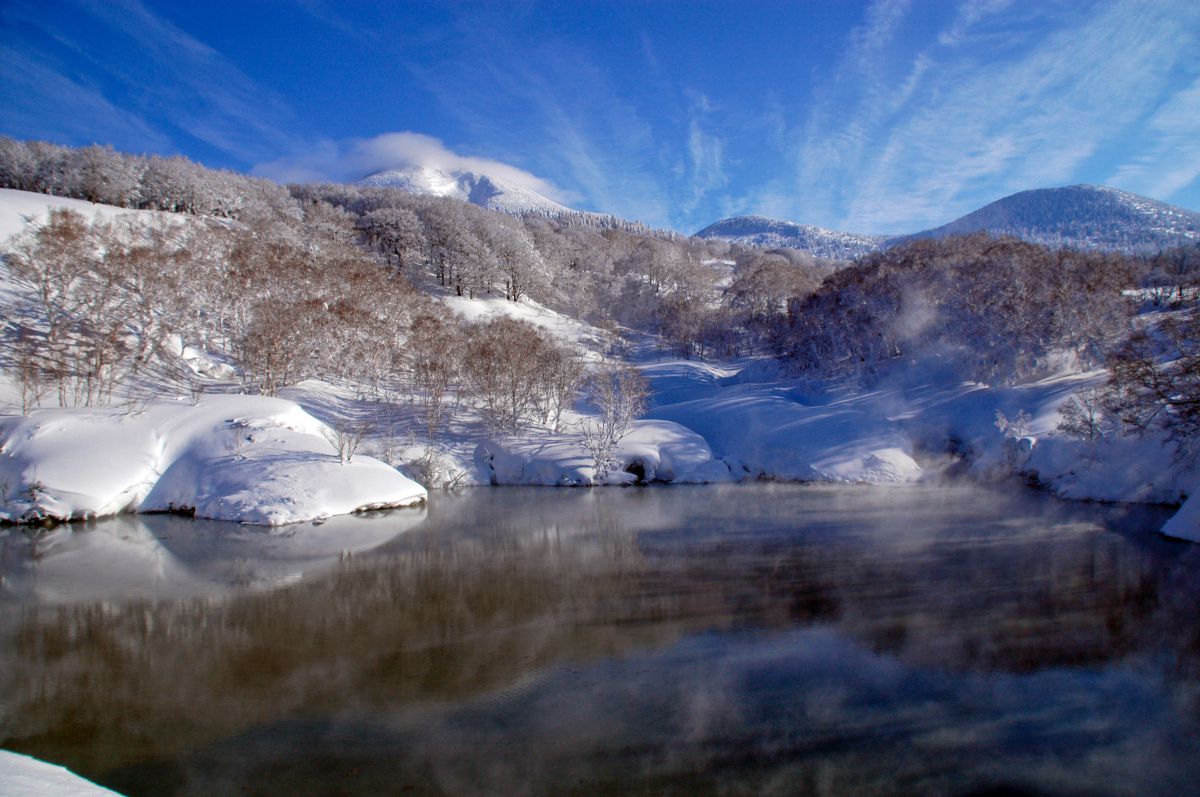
[1,484,1196,796]
[0,508,426,602]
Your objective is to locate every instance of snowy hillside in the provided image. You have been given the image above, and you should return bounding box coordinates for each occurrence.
[0,170,1194,541]
[904,185,1200,253]
[360,164,571,215]
[695,215,886,260]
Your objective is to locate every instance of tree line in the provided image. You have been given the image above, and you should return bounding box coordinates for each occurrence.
[4,137,1194,462]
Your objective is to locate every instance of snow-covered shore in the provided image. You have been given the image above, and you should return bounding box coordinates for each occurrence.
[0,188,1192,539]
[0,395,426,526]
[0,751,123,797]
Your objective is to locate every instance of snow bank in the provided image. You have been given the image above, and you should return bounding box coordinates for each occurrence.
[0,750,123,797]
[1161,480,1200,542]
[647,386,922,484]
[0,395,426,525]
[474,419,731,486]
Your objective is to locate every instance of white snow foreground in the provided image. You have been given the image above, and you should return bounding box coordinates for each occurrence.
[475,420,733,486]
[1161,483,1200,542]
[0,395,426,526]
[0,750,123,797]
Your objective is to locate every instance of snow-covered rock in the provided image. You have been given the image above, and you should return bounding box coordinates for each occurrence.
[0,395,426,526]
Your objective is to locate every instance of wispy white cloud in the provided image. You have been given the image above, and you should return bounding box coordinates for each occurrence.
[2,0,307,164]
[681,92,728,215]
[76,0,303,162]
[937,0,1014,47]
[1108,76,1200,201]
[0,43,173,151]
[784,0,1200,232]
[402,21,676,226]
[253,131,576,202]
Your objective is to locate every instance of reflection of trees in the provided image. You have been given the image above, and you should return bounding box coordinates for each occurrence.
[1,486,1195,791]
[0,526,661,779]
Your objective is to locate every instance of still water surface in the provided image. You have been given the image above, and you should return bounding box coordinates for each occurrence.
[1,484,1198,796]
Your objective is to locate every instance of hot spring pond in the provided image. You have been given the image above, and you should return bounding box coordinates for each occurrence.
[1,483,1197,796]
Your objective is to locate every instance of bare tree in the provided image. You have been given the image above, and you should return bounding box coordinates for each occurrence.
[407,310,462,440]
[579,364,650,480]
[321,418,372,464]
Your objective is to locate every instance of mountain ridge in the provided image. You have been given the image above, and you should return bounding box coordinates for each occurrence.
[697,184,1200,257]
[694,216,886,260]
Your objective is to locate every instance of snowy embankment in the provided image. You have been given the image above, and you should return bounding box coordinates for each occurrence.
[0,395,426,525]
[0,189,1191,539]
[476,419,732,486]
[636,352,1196,541]
[0,750,122,797]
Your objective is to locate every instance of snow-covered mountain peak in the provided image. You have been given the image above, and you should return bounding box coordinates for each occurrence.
[359,164,571,215]
[905,184,1200,252]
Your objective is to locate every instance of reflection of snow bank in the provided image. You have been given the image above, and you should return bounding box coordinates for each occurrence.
[475,420,732,486]
[0,395,426,525]
[0,750,123,796]
[1,509,426,604]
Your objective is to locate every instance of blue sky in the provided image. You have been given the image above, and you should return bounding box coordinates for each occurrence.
[1,0,1198,234]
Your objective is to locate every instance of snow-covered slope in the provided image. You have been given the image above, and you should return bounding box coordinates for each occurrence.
[694,215,886,260]
[360,165,571,215]
[0,187,155,241]
[905,185,1200,253]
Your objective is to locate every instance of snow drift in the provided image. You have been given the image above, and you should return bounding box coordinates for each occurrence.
[0,395,426,525]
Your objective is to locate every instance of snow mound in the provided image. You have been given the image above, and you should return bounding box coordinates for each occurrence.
[647,387,922,484]
[1161,482,1200,542]
[474,419,732,486]
[0,750,123,797]
[0,395,426,526]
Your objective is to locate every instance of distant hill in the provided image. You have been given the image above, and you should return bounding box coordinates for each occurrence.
[698,185,1200,258]
[360,165,571,215]
[694,216,886,260]
[903,185,1200,253]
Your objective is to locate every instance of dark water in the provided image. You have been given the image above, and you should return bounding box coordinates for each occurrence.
[1,484,1198,796]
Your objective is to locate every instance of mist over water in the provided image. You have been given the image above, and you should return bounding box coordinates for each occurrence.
[2,484,1197,796]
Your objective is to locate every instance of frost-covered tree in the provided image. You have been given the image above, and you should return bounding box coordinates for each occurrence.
[580,364,649,480]
[1103,308,1200,460]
